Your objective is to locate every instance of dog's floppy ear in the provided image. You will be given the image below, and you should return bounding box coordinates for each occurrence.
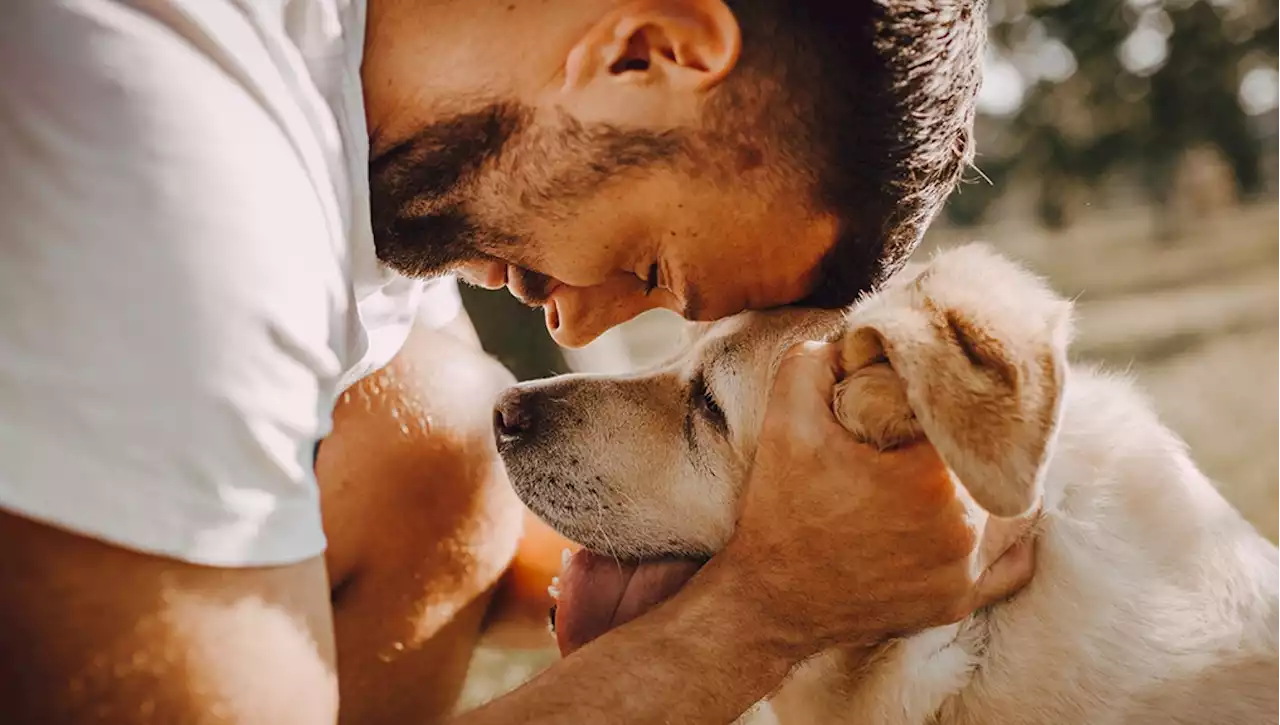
[834,245,1072,518]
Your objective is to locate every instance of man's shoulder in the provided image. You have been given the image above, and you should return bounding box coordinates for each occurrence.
[19,0,422,384]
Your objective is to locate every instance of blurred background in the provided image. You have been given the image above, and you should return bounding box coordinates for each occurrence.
[458,0,1278,709]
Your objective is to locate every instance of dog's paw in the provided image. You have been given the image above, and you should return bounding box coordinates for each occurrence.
[833,328,923,451]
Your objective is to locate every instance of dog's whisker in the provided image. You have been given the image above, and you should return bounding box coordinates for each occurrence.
[607,488,643,521]
[589,512,626,572]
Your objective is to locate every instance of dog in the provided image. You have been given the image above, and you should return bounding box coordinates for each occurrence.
[494,244,1280,724]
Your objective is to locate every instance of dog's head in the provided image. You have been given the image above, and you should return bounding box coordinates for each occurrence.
[495,307,845,560]
[495,244,1072,562]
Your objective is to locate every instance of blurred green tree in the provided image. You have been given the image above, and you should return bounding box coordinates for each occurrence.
[946,0,1278,228]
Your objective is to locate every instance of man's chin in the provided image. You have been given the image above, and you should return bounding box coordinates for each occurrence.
[553,550,706,656]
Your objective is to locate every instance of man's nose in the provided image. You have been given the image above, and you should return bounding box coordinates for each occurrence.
[546,280,669,348]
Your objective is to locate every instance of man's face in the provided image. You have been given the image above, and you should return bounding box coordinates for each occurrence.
[362,0,839,346]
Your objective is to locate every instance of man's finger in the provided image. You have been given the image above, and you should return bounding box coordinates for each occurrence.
[770,341,841,414]
[970,536,1036,610]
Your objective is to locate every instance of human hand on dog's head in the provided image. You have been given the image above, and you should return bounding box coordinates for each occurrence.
[720,340,1036,657]
[507,246,1056,660]
[541,327,1037,660]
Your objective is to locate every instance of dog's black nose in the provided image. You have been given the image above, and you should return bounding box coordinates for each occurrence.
[493,387,541,441]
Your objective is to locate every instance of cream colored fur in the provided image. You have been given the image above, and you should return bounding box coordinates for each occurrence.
[497,244,1279,725]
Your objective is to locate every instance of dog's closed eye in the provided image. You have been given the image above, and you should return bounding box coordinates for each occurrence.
[690,371,727,433]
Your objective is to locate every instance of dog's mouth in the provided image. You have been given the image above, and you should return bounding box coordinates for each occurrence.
[553,550,706,656]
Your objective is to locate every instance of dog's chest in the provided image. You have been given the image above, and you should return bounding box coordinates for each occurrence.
[767,619,990,725]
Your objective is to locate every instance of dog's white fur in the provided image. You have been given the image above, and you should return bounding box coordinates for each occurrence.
[498,244,1279,724]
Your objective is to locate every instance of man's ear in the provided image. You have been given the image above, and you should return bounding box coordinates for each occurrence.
[558,0,740,122]
[836,245,1073,518]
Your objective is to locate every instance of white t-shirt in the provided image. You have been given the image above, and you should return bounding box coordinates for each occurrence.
[0,0,461,566]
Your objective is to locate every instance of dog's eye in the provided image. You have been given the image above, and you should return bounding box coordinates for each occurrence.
[691,372,727,431]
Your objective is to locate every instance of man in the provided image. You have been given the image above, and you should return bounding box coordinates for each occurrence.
[0,0,1024,723]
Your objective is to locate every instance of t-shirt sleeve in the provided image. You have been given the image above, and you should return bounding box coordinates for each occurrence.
[0,1,346,565]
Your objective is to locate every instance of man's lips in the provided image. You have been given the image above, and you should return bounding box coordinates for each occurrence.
[503,266,565,332]
[457,262,565,330]
[506,266,558,306]
[457,260,508,290]
[553,550,705,656]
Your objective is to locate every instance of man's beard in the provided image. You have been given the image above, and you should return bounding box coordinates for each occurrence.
[366,100,688,280]
[368,102,529,279]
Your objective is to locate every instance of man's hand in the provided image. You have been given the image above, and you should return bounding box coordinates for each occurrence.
[722,340,1035,658]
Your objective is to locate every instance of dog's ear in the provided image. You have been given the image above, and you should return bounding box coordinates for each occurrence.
[834,244,1072,518]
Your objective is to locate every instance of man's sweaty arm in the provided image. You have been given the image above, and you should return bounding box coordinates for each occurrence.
[0,342,1031,725]
[0,510,340,725]
[464,554,802,724]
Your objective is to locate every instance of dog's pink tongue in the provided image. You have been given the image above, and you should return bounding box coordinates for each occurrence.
[556,550,703,656]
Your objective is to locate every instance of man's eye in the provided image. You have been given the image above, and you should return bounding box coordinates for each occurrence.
[643,262,660,296]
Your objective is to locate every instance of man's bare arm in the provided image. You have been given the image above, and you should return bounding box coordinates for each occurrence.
[0,509,339,725]
[458,510,1034,725]
[463,553,802,725]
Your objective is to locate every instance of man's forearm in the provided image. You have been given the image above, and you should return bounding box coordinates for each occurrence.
[456,554,802,724]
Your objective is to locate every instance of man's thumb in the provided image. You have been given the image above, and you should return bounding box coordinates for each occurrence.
[770,341,841,417]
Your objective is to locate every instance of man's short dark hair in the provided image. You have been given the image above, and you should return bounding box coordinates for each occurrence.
[715,0,986,307]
